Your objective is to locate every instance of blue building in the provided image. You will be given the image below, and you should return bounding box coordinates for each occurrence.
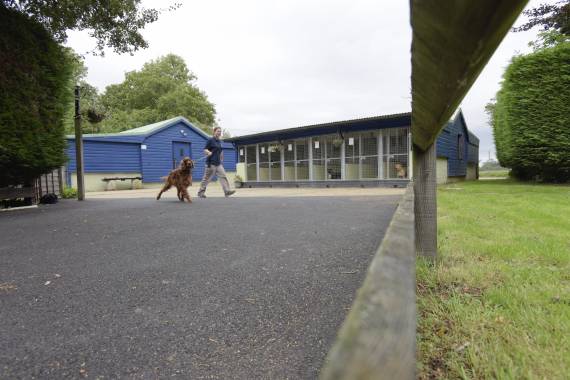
[229,110,478,186]
[65,112,477,191]
[66,117,236,191]
[436,111,479,183]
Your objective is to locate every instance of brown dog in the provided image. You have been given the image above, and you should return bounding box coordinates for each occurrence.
[156,157,194,202]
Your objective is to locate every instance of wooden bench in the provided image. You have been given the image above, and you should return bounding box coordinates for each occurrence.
[101,177,142,191]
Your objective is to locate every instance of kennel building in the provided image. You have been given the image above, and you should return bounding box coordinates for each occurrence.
[65,117,236,192]
[228,110,478,187]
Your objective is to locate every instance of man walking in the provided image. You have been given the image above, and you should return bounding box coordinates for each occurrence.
[197,126,235,198]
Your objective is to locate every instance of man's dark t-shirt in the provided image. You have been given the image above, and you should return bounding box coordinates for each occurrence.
[205,137,222,166]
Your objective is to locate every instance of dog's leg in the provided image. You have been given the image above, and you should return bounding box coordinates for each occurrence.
[156,183,171,200]
[182,187,192,203]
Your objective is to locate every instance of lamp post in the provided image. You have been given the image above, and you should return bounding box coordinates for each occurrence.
[74,85,85,200]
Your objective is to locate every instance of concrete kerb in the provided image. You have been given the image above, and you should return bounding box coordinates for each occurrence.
[319,182,416,380]
[85,187,405,199]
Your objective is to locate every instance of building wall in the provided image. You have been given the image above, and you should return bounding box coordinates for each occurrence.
[466,163,478,180]
[235,127,410,183]
[436,158,448,184]
[436,112,484,177]
[65,120,238,189]
[66,140,142,174]
[236,163,246,180]
[70,172,143,192]
[222,147,237,171]
[436,124,467,177]
[141,122,208,183]
[467,141,479,164]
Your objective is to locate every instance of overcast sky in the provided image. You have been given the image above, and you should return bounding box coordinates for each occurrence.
[66,0,548,161]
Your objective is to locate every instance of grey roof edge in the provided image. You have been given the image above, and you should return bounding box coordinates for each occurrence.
[226,112,412,142]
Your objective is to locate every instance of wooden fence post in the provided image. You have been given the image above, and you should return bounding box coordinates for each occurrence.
[413,142,437,259]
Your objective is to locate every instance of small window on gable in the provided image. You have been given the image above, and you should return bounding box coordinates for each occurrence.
[457,134,464,160]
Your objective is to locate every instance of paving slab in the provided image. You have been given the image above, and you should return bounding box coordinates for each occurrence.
[0,192,401,379]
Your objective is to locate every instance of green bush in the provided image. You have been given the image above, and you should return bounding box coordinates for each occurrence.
[0,5,72,187]
[492,42,570,182]
[61,187,77,199]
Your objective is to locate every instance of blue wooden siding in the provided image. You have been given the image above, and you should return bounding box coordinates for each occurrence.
[435,112,479,176]
[467,131,479,164]
[65,119,238,186]
[222,147,237,171]
[66,140,141,173]
[141,121,207,182]
[80,135,144,143]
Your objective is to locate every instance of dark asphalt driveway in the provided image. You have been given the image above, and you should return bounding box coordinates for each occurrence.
[0,195,400,379]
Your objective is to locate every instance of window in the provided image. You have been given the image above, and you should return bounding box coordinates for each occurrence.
[238,147,245,163]
[296,139,309,180]
[245,145,257,181]
[457,134,464,160]
[283,140,295,181]
[344,134,360,180]
[312,138,326,180]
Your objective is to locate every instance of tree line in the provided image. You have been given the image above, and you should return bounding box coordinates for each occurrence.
[1,1,216,188]
[65,53,217,135]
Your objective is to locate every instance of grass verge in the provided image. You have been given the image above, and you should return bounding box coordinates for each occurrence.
[417,180,570,379]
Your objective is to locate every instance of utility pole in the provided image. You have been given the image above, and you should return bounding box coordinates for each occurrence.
[74,85,85,200]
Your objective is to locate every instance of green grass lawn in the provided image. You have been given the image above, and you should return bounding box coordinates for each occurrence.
[417,180,570,379]
[479,169,510,178]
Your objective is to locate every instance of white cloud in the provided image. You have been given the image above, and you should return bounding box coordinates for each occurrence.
[66,0,548,159]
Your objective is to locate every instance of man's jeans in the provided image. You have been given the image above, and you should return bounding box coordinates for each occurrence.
[198,164,231,194]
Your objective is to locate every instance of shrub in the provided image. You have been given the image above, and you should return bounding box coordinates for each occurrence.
[492,42,570,182]
[61,187,77,199]
[0,5,72,187]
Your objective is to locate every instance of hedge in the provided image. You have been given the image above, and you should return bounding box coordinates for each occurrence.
[492,42,570,182]
[0,5,72,187]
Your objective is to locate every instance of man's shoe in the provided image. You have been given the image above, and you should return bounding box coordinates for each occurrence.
[197,191,207,198]
[225,190,236,197]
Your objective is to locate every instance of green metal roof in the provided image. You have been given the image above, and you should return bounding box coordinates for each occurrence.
[116,116,186,135]
[66,116,210,139]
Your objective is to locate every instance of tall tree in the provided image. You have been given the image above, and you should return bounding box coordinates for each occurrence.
[490,42,570,182]
[514,1,570,35]
[0,5,72,187]
[100,54,217,133]
[1,0,180,54]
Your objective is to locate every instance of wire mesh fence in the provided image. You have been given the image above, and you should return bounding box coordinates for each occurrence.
[237,127,410,182]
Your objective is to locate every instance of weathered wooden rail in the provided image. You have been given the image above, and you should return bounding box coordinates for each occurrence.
[320,183,415,379]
